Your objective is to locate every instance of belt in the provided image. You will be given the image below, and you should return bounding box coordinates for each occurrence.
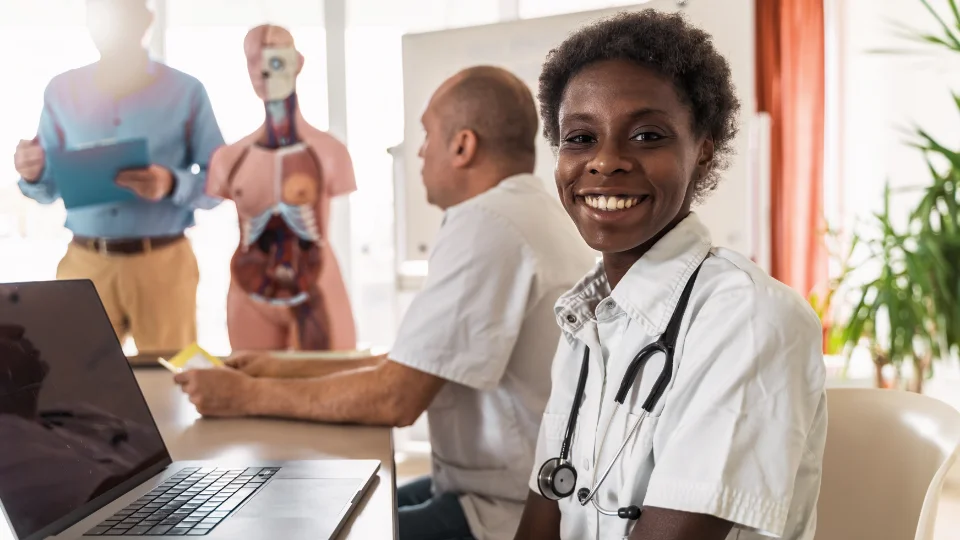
[72,233,185,255]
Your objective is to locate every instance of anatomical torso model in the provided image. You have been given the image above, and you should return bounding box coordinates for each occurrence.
[207,25,356,351]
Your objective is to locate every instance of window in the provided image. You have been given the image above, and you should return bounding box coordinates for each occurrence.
[0,0,98,284]
[345,0,500,350]
[164,0,328,355]
[344,0,501,454]
[164,0,328,142]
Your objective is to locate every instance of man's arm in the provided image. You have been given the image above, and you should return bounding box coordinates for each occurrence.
[229,352,386,379]
[168,83,225,210]
[250,359,444,425]
[18,82,63,204]
[628,508,733,540]
[513,491,561,540]
[176,358,445,426]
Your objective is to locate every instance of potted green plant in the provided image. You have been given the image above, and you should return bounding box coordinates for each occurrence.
[840,185,936,391]
[897,0,960,377]
[909,127,960,363]
[835,0,960,391]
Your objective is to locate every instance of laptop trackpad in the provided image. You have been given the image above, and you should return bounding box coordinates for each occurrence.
[209,478,362,539]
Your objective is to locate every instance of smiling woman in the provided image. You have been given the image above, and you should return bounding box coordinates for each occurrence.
[552,57,719,288]
[515,9,826,540]
[538,12,741,290]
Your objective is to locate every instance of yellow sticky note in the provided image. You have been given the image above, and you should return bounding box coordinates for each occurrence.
[158,343,224,373]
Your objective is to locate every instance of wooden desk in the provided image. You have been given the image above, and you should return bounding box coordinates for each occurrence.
[134,369,397,539]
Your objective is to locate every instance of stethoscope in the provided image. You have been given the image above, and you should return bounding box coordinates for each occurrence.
[537,261,704,521]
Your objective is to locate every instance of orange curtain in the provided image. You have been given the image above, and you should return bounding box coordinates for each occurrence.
[755,0,827,296]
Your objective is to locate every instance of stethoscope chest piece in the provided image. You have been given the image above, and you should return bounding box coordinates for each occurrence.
[537,457,578,500]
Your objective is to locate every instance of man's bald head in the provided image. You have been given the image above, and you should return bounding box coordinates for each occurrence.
[433,66,538,163]
[419,66,538,209]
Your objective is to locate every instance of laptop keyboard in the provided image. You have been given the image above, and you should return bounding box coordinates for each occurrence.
[84,467,280,536]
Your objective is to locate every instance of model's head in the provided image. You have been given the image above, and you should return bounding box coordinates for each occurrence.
[418,66,539,209]
[539,9,739,256]
[85,0,153,57]
[244,25,304,101]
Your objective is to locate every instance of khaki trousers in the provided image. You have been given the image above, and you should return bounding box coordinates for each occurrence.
[56,237,200,353]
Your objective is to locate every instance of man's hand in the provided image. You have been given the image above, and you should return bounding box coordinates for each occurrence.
[225,352,281,378]
[115,165,174,201]
[173,368,257,418]
[14,139,45,183]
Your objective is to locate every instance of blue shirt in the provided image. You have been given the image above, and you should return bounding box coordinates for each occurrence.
[18,60,225,239]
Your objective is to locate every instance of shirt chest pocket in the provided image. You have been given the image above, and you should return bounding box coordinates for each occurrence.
[611,348,669,506]
[151,122,187,163]
[615,412,659,512]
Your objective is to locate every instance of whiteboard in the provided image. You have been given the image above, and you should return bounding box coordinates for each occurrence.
[399,0,756,265]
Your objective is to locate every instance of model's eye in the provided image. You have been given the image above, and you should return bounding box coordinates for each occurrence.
[269,57,285,71]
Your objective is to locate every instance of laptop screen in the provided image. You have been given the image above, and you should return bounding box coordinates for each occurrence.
[0,281,171,540]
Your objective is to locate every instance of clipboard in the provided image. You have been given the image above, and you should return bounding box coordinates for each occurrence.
[48,138,149,209]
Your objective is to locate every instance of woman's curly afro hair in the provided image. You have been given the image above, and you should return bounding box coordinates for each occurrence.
[538,9,741,201]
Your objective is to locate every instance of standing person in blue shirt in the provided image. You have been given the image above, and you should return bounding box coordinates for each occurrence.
[12,0,225,354]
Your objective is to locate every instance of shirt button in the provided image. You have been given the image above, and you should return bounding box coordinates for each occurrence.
[566,314,577,324]
[582,458,590,471]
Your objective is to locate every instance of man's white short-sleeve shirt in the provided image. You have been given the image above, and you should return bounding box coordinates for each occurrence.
[391,174,598,540]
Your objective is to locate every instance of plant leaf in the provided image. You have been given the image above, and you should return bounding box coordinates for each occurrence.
[919,0,960,48]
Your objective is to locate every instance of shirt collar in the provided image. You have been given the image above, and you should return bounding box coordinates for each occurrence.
[445,173,544,214]
[555,212,712,336]
[84,57,162,96]
[493,173,543,192]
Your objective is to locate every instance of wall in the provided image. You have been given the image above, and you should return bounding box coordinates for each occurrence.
[397,0,759,271]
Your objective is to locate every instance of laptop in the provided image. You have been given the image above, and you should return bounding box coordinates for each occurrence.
[0,280,380,540]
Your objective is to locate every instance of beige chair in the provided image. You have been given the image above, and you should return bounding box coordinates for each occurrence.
[816,388,960,540]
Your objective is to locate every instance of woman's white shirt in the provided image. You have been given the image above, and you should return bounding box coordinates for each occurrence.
[529,212,827,540]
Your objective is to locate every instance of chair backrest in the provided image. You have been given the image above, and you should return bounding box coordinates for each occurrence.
[816,388,960,540]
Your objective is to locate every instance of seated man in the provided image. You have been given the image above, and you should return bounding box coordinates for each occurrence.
[174,66,597,540]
